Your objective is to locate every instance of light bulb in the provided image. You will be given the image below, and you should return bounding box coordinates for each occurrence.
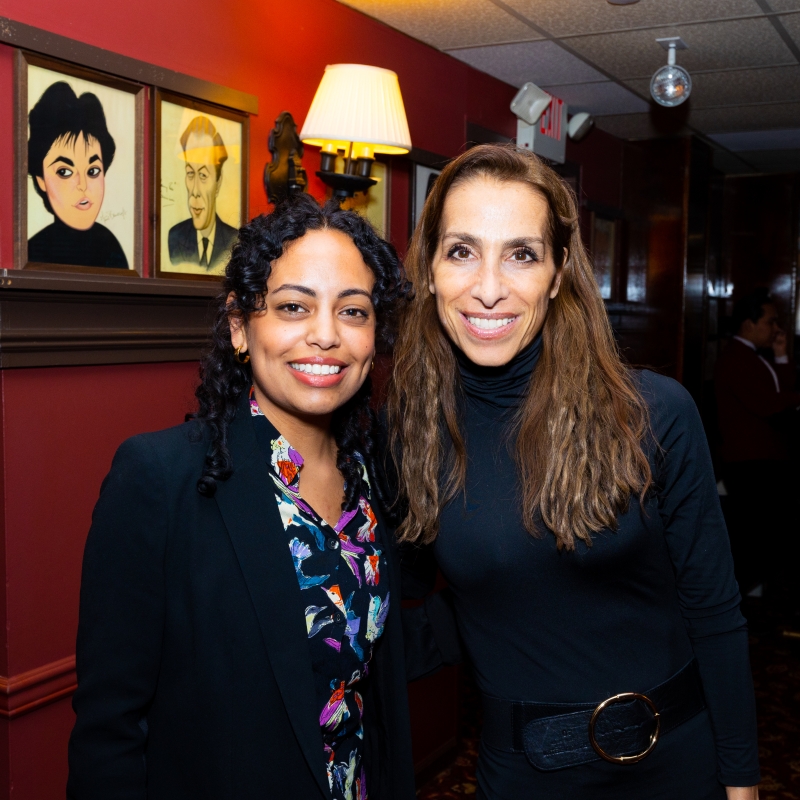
[650,43,692,107]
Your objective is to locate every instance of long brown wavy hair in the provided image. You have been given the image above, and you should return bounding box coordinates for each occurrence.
[387,144,652,551]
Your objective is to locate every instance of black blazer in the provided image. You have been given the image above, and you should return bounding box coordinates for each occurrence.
[168,215,238,269]
[67,398,416,799]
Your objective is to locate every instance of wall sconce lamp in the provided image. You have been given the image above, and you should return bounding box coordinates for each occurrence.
[264,111,308,205]
[299,64,412,199]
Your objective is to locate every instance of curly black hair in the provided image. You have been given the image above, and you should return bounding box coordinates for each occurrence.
[193,193,411,510]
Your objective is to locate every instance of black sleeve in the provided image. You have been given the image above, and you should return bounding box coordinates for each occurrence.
[374,411,463,681]
[67,435,168,799]
[400,543,463,682]
[647,374,760,787]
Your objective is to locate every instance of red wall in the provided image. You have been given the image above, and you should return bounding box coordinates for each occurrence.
[1,364,199,674]
[0,0,520,796]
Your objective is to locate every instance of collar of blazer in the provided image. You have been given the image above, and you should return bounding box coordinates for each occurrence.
[212,392,330,798]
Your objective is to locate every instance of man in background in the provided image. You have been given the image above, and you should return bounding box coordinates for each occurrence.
[168,115,238,272]
[715,288,800,603]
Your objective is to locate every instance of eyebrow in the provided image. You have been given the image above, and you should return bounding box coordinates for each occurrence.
[271,284,372,300]
[89,154,102,165]
[48,156,74,167]
[506,236,546,249]
[442,232,546,249]
[272,283,316,297]
[337,288,372,300]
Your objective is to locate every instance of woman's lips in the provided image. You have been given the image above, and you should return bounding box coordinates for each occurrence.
[461,313,519,340]
[74,198,93,210]
[287,359,348,387]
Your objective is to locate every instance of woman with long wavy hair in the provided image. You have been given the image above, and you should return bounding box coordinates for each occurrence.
[68,194,415,800]
[389,144,759,800]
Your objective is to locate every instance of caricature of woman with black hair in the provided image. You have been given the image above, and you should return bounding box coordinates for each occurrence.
[27,81,128,269]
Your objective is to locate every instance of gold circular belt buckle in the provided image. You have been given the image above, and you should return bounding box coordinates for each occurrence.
[588,692,661,764]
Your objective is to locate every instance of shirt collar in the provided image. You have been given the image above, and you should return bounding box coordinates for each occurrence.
[197,218,217,253]
[249,387,303,492]
[248,386,371,513]
[733,335,757,351]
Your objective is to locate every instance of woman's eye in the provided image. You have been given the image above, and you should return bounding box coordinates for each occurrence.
[87,167,102,178]
[342,307,369,319]
[510,247,538,263]
[278,303,305,314]
[55,168,73,178]
[448,245,473,260]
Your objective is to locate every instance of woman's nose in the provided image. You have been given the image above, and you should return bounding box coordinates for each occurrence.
[306,312,340,349]
[471,261,508,307]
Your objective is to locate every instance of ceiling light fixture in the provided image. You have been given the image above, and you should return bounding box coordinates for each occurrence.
[607,0,640,5]
[650,37,692,108]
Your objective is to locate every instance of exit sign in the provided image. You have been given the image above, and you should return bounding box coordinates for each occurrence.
[517,94,567,164]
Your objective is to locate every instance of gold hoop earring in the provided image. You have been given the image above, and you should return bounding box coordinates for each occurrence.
[371,360,375,371]
[234,346,250,364]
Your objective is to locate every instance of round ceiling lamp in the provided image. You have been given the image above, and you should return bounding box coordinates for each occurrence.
[650,38,692,107]
[607,0,640,5]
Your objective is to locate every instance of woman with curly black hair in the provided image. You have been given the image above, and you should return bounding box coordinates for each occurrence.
[67,194,416,800]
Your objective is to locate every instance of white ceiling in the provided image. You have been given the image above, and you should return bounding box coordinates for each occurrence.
[336,0,800,173]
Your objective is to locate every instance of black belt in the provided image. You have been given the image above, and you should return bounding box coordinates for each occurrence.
[481,659,705,771]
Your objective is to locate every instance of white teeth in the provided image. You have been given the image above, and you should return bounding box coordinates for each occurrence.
[290,363,341,375]
[467,316,515,330]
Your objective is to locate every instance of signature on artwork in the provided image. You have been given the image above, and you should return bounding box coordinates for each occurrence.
[98,208,127,223]
[161,180,177,208]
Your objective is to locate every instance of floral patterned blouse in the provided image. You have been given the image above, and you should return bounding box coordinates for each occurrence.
[250,390,389,800]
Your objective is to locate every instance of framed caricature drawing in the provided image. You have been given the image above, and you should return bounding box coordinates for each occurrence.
[14,51,145,275]
[155,90,249,280]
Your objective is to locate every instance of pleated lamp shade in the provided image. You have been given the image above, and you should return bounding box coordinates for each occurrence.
[300,64,412,156]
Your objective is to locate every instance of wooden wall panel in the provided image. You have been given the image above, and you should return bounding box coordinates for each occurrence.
[611,138,691,379]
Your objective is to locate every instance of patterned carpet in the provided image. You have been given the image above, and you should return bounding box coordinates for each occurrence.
[417,602,800,799]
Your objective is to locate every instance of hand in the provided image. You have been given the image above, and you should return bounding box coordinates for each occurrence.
[773,329,788,358]
[726,786,759,800]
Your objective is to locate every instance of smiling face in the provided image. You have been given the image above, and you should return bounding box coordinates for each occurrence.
[230,228,376,424]
[184,131,221,233]
[429,176,563,367]
[35,133,105,230]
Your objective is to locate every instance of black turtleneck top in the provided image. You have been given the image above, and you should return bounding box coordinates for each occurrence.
[404,341,759,799]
